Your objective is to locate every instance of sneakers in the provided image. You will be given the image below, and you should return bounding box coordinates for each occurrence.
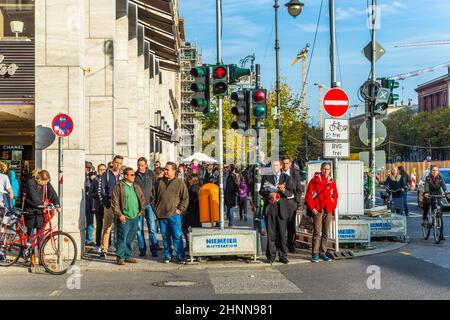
[108,245,116,252]
[319,254,332,262]
[93,246,101,254]
[163,257,171,263]
[311,255,320,263]
[100,252,107,259]
[175,258,187,265]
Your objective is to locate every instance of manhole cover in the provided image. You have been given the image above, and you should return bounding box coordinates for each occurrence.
[153,281,198,287]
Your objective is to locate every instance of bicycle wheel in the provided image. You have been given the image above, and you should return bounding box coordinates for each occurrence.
[0,229,23,267]
[39,231,77,275]
[433,211,444,244]
[422,207,432,240]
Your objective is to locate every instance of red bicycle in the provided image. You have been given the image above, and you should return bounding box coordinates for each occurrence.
[0,204,77,275]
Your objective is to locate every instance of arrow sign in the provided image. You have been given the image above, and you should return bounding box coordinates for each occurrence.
[323,88,350,118]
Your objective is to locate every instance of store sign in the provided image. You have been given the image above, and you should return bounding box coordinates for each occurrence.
[0,55,19,77]
[2,145,25,150]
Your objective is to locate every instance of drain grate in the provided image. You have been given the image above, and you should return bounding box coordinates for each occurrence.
[152,281,199,288]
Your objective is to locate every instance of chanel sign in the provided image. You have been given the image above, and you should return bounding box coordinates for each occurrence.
[0,54,19,77]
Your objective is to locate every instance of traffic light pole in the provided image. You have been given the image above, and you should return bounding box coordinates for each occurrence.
[329,0,339,252]
[370,0,377,207]
[216,0,225,230]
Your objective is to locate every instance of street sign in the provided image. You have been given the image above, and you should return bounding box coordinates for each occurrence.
[358,119,387,146]
[324,118,349,141]
[323,88,349,118]
[52,113,74,137]
[362,41,385,62]
[376,88,390,104]
[324,141,350,158]
[359,150,387,170]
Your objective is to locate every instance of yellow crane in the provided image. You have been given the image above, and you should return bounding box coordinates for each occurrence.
[292,43,310,124]
[313,82,329,129]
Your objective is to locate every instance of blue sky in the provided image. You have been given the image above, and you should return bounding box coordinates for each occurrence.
[179,0,450,124]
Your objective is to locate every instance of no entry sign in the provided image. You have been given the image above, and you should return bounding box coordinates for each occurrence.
[52,113,74,137]
[323,88,349,118]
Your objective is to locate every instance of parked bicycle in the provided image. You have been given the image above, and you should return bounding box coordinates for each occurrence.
[422,194,446,244]
[0,204,77,275]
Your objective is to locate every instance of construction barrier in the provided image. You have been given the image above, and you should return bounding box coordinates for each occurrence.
[199,183,219,225]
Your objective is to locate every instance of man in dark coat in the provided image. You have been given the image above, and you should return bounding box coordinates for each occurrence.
[224,165,239,227]
[260,160,295,264]
[281,156,302,253]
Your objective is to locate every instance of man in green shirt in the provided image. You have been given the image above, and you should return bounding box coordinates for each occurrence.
[112,167,146,265]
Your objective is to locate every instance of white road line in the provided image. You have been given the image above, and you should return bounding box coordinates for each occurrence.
[49,290,61,297]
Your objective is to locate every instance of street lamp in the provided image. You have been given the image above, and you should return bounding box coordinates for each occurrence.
[285,0,304,18]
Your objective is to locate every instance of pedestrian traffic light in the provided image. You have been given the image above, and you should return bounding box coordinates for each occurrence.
[228,64,251,84]
[212,64,228,96]
[190,65,211,114]
[251,88,267,120]
[380,78,400,105]
[231,90,250,130]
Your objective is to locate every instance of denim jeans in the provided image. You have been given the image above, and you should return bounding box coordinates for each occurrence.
[226,206,236,227]
[159,214,185,260]
[137,204,158,255]
[402,192,409,216]
[116,216,140,260]
[85,211,95,244]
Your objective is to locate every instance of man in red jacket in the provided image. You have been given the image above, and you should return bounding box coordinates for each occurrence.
[305,162,338,263]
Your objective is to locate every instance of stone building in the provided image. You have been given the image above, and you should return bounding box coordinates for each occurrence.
[415,69,450,113]
[0,0,183,254]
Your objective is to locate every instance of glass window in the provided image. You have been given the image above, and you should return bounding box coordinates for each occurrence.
[0,0,34,41]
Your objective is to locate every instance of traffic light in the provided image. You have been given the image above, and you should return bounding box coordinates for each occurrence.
[380,78,400,105]
[212,64,228,96]
[231,90,250,130]
[228,64,251,84]
[251,88,267,120]
[190,65,211,114]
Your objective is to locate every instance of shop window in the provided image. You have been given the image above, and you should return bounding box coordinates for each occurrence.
[0,0,34,41]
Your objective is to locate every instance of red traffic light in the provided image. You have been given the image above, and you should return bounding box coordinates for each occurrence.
[253,90,265,102]
[213,66,227,79]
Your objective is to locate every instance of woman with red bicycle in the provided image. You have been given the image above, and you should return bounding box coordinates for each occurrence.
[24,170,61,237]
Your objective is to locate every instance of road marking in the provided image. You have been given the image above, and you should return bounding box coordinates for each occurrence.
[49,290,61,297]
[208,269,302,295]
[399,252,412,256]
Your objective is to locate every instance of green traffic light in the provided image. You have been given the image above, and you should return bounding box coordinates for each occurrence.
[191,82,206,92]
[190,98,206,108]
[190,66,205,78]
[253,105,265,118]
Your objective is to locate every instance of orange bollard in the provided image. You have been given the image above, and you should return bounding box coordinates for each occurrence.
[199,183,219,226]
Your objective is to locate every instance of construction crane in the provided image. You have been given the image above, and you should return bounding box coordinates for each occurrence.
[387,61,450,81]
[292,43,310,124]
[313,82,329,129]
[394,39,450,48]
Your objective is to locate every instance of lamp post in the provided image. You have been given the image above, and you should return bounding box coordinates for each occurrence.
[274,0,304,158]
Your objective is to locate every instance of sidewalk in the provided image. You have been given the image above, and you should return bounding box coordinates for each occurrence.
[0,239,408,274]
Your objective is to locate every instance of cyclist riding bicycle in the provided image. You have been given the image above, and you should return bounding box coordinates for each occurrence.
[383,166,406,215]
[422,165,450,228]
[24,170,61,237]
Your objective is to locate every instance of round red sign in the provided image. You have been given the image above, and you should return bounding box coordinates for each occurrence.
[323,88,349,118]
[52,113,74,137]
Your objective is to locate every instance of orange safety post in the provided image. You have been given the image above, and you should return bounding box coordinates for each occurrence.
[198,183,219,226]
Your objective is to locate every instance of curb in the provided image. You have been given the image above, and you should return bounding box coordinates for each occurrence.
[0,242,408,274]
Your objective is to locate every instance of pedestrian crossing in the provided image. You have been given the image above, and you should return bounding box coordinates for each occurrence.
[208,269,302,295]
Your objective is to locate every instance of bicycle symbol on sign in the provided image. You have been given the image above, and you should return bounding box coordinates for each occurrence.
[329,121,348,132]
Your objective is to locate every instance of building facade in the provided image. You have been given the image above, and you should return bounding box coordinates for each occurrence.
[415,70,450,113]
[0,0,183,254]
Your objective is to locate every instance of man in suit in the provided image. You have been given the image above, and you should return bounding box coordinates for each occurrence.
[260,160,295,264]
[281,156,303,253]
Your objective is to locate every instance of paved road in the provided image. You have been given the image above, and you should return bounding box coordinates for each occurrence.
[1,191,449,300]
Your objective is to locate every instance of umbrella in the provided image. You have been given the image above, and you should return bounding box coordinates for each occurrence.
[181,152,218,164]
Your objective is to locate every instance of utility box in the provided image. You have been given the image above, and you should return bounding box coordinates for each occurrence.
[306,161,364,216]
[336,161,364,216]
